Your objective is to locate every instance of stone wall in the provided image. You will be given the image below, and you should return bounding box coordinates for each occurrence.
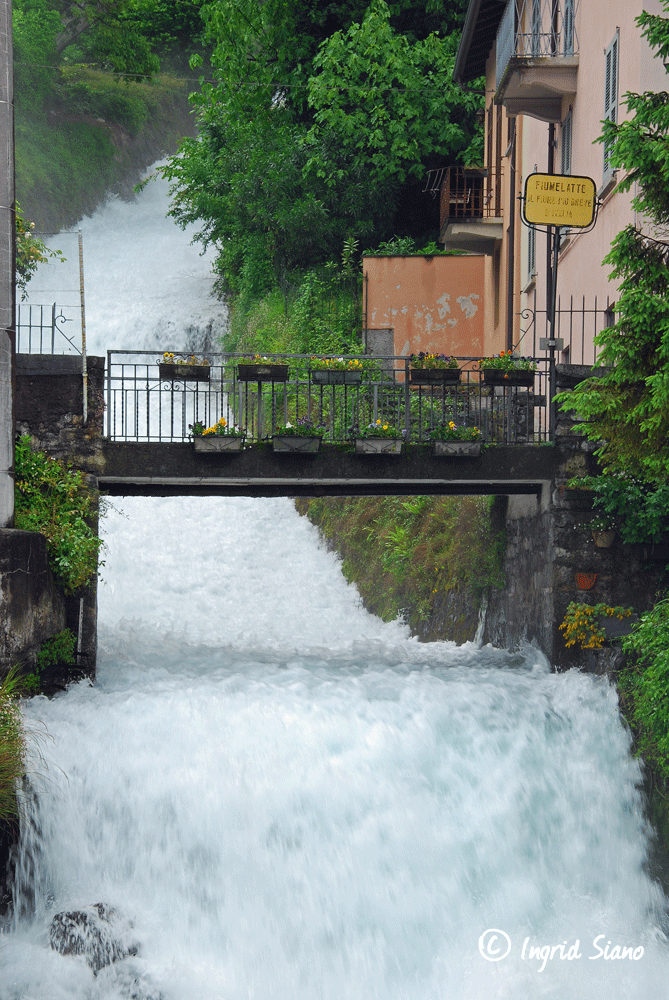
[0,354,107,678]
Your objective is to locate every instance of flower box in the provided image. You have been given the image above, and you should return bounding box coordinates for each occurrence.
[311,370,362,385]
[355,438,402,455]
[409,369,461,385]
[193,436,245,453]
[272,435,321,453]
[575,572,597,591]
[237,363,289,382]
[483,369,535,388]
[159,362,210,383]
[592,529,616,548]
[433,441,481,457]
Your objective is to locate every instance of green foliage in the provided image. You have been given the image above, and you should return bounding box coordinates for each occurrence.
[15,202,65,299]
[14,436,102,595]
[620,596,669,780]
[556,7,669,482]
[295,495,504,630]
[21,629,77,695]
[0,668,27,824]
[592,475,669,544]
[163,0,481,293]
[12,0,61,106]
[36,629,76,670]
[304,1,482,196]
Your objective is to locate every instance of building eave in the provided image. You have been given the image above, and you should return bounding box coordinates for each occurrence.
[454,0,508,85]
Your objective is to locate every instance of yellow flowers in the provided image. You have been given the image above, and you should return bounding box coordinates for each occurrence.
[560,602,633,650]
[202,417,228,436]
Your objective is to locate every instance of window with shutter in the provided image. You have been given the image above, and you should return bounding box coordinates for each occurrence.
[561,111,572,176]
[603,33,619,182]
[564,0,575,55]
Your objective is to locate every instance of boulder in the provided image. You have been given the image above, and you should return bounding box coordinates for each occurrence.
[49,902,139,973]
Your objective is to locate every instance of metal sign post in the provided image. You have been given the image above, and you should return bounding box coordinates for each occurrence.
[520,172,599,438]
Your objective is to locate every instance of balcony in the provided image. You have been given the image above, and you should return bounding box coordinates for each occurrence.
[425,167,504,255]
[495,0,579,123]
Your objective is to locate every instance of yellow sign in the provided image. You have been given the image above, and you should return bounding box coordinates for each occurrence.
[523,173,597,228]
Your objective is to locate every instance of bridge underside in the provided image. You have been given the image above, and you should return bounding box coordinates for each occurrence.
[99,442,558,498]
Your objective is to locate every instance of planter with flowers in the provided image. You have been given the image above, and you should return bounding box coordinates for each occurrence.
[429,422,482,457]
[559,602,635,650]
[273,418,325,453]
[237,356,289,382]
[160,353,210,382]
[409,353,461,385]
[478,352,536,387]
[190,418,245,452]
[355,419,403,455]
[310,357,363,385]
[588,513,617,548]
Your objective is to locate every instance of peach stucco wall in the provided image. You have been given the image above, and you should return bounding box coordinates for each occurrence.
[363,255,485,358]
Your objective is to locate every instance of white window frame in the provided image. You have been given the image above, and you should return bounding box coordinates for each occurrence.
[603,32,619,184]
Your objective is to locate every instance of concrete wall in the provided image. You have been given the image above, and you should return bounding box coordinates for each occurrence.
[0,528,66,669]
[363,255,485,359]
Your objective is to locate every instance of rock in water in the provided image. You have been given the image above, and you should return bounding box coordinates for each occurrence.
[49,902,139,973]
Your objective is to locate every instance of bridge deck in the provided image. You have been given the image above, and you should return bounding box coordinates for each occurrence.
[100,442,558,498]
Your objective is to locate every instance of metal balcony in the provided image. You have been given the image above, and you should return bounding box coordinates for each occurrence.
[496,0,579,122]
[425,167,504,255]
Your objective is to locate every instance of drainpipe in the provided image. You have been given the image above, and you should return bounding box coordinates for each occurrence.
[505,118,516,351]
[78,231,88,426]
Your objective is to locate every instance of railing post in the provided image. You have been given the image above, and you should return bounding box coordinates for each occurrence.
[404,356,410,441]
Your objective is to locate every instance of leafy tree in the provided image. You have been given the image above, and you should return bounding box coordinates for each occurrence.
[557,4,669,483]
[164,0,482,294]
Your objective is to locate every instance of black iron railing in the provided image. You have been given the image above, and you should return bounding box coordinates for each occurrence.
[497,0,578,87]
[16,302,80,354]
[105,351,551,446]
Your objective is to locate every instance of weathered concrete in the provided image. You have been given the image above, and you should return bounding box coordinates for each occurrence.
[99,441,559,498]
[0,528,66,669]
[15,354,105,471]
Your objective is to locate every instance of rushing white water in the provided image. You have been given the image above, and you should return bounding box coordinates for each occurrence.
[3,173,669,999]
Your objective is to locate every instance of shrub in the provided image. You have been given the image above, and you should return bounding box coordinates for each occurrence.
[0,669,27,825]
[14,436,103,594]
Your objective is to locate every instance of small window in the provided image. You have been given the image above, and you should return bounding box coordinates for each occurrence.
[603,33,619,182]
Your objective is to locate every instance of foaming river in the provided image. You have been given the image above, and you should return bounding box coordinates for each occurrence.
[1,171,668,999]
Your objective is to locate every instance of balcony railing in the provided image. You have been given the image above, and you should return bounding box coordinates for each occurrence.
[497,0,578,89]
[439,167,503,230]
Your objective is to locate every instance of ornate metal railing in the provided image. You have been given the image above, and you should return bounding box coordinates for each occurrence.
[497,0,578,88]
[16,302,81,354]
[106,351,551,446]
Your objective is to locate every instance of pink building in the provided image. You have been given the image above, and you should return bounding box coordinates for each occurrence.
[444,0,667,364]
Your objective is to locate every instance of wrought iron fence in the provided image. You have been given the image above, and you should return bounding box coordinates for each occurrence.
[106,351,551,446]
[16,302,81,354]
[518,292,614,365]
